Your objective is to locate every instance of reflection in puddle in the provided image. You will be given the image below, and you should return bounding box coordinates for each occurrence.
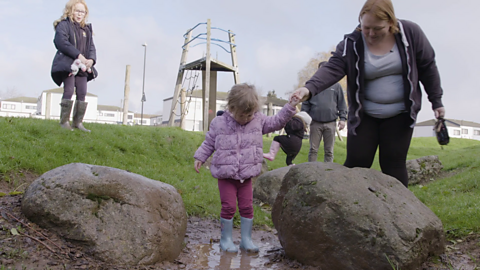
[190,242,279,270]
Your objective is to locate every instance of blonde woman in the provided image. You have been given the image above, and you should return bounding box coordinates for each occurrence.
[51,0,97,132]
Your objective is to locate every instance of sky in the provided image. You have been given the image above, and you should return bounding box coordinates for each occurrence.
[0,0,479,123]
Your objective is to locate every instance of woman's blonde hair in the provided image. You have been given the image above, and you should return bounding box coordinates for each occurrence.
[227,83,261,116]
[53,0,89,29]
[358,0,399,34]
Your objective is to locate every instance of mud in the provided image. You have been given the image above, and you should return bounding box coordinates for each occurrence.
[0,172,479,269]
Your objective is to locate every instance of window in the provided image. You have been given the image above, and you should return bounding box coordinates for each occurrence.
[128,115,133,120]
[2,104,15,110]
[462,129,468,135]
[453,130,460,135]
[105,113,115,117]
[25,105,36,110]
[474,130,480,136]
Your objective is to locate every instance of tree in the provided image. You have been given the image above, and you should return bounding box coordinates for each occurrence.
[0,87,23,100]
[292,48,347,104]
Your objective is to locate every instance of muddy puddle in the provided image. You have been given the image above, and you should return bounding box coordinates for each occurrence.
[187,242,281,270]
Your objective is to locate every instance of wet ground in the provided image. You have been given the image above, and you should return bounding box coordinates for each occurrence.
[0,172,479,269]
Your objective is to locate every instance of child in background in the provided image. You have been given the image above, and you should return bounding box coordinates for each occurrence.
[194,83,299,253]
[263,111,312,166]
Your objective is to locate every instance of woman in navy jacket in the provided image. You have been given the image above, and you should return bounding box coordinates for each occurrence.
[291,0,445,187]
[51,0,97,132]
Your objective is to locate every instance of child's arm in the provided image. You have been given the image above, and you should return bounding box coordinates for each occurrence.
[193,118,218,172]
[262,103,297,134]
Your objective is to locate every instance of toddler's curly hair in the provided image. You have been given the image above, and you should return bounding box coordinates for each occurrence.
[227,83,261,116]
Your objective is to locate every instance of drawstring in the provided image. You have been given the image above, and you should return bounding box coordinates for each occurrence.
[342,37,348,57]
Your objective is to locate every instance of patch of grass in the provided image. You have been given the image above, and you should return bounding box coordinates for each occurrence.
[1,117,480,233]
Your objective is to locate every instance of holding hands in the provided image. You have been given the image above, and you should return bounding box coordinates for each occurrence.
[290,87,311,104]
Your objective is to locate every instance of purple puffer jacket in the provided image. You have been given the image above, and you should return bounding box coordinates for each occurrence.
[194,103,296,181]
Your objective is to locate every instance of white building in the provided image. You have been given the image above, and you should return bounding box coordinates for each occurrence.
[414,119,480,141]
[0,87,159,126]
[0,96,38,118]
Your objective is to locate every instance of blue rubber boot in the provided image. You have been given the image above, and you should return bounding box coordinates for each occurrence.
[239,217,259,253]
[220,217,238,253]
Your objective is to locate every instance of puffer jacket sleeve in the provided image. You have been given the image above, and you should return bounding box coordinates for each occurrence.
[262,103,296,134]
[193,119,218,163]
[54,20,81,60]
[87,24,97,64]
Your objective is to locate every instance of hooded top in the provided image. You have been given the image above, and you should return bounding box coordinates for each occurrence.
[304,20,443,135]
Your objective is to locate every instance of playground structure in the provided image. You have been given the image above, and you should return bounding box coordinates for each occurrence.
[167,19,239,132]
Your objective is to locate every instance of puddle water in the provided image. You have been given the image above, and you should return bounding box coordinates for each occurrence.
[188,242,281,270]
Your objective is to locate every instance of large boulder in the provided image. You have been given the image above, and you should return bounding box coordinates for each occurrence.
[253,166,291,205]
[272,162,445,270]
[406,155,443,185]
[21,163,187,265]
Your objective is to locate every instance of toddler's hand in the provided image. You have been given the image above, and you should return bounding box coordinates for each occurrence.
[289,96,300,107]
[194,159,203,173]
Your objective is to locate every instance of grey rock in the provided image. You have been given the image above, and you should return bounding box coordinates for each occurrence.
[21,163,187,265]
[253,166,291,205]
[407,155,443,185]
[272,162,445,270]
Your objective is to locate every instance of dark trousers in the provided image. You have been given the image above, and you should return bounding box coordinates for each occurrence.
[62,75,88,101]
[344,113,413,187]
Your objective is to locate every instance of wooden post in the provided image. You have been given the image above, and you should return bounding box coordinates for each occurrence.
[229,30,240,84]
[122,65,131,125]
[168,30,192,126]
[202,19,212,133]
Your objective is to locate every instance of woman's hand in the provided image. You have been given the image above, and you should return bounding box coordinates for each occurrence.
[434,107,445,119]
[194,159,203,173]
[290,87,310,103]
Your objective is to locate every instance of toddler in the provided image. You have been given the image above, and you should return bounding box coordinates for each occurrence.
[263,111,311,166]
[194,83,299,253]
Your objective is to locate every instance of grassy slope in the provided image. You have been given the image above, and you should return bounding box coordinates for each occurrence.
[0,117,479,236]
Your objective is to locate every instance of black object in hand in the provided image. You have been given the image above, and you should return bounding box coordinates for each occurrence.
[434,118,449,145]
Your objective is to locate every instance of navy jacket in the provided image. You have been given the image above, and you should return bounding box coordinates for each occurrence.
[305,20,443,135]
[51,18,97,86]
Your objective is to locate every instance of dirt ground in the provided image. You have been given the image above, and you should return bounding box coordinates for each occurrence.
[0,171,479,270]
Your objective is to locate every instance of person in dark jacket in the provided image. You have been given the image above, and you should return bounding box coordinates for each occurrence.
[291,0,445,187]
[302,61,347,163]
[51,0,97,132]
[263,111,312,166]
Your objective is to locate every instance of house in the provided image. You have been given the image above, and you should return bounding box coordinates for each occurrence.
[414,119,480,141]
[0,87,159,126]
[0,96,38,118]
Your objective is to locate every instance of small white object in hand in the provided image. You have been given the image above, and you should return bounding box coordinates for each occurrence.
[71,59,91,76]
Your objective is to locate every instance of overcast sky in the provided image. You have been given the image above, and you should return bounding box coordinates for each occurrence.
[0,0,478,123]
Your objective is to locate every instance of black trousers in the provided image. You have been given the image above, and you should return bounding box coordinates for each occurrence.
[344,113,413,187]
